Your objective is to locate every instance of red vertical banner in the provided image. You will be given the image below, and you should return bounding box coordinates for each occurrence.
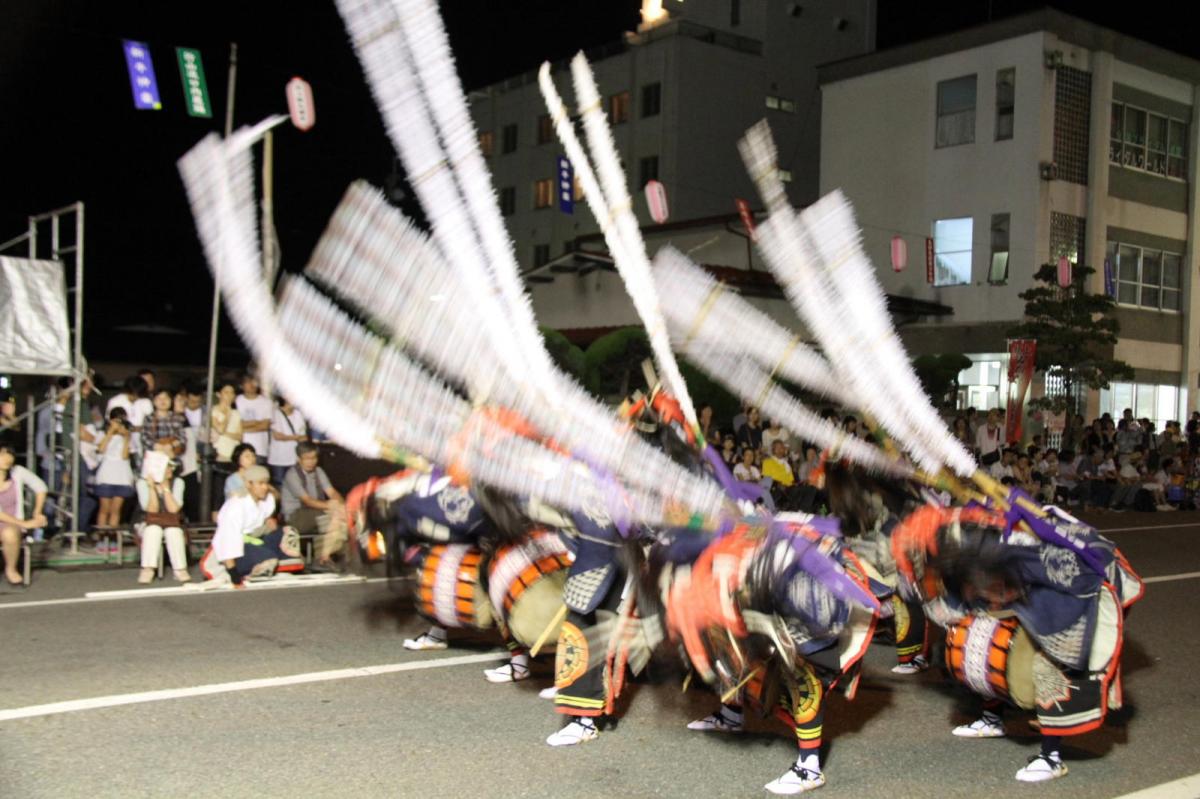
[925,237,935,283]
[1005,339,1037,444]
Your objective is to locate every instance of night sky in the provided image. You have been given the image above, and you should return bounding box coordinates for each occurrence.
[2,1,1197,370]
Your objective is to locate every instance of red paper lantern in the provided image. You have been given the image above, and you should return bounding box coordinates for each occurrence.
[1057,256,1072,288]
[890,236,907,272]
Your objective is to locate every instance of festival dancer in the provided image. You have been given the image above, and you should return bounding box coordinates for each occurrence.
[200,465,303,588]
[891,500,1142,783]
[655,518,880,795]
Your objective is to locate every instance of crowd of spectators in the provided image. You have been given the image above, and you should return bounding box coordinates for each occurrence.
[0,368,345,585]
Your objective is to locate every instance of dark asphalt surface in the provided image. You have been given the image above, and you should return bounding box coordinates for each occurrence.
[2,512,1198,798]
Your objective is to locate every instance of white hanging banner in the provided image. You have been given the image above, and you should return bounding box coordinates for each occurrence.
[0,256,72,374]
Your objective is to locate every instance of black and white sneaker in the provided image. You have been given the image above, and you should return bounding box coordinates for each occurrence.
[1016,753,1067,782]
[765,764,825,795]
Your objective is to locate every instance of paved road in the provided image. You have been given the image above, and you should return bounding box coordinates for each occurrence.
[2,512,1198,798]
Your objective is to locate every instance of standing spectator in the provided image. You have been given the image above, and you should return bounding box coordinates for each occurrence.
[735,406,764,454]
[35,377,83,538]
[731,402,750,437]
[136,459,191,583]
[236,374,273,465]
[94,408,134,536]
[720,434,737,467]
[0,443,49,585]
[975,409,1003,466]
[697,405,718,444]
[733,447,761,483]
[951,416,972,452]
[762,418,790,456]
[179,384,204,522]
[1115,418,1141,457]
[106,376,153,463]
[1,391,17,433]
[210,381,243,466]
[281,442,345,566]
[268,397,307,485]
[141,388,187,457]
[964,407,979,440]
[137,369,157,395]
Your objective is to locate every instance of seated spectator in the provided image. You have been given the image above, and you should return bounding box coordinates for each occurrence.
[141,387,187,457]
[1054,450,1079,505]
[794,445,821,484]
[136,459,191,584]
[842,415,859,438]
[0,443,49,585]
[1011,453,1040,498]
[732,447,761,483]
[268,397,307,486]
[281,442,346,567]
[223,443,268,501]
[201,465,300,588]
[735,406,764,453]
[1108,453,1143,510]
[988,448,1017,481]
[762,440,794,487]
[94,408,135,541]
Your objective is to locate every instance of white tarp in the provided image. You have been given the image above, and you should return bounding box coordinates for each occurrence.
[0,256,71,374]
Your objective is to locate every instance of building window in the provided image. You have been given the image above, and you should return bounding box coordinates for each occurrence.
[534,178,554,209]
[1049,212,1086,270]
[639,155,659,186]
[609,91,631,124]
[766,96,796,113]
[1052,66,1091,185]
[989,213,1010,283]
[1101,382,1186,431]
[499,186,516,216]
[932,217,973,286]
[1110,102,1189,180]
[995,68,1015,141]
[533,243,550,269]
[777,168,793,183]
[642,82,662,117]
[935,75,976,148]
[478,130,494,158]
[501,123,518,154]
[1108,240,1182,311]
[537,114,553,145]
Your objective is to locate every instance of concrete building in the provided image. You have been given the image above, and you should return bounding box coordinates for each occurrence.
[819,9,1200,428]
[469,0,877,340]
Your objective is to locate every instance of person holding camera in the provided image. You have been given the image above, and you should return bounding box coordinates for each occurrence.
[136,459,189,584]
[94,407,135,534]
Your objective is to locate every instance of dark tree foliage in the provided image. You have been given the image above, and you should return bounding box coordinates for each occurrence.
[912,353,972,410]
[540,326,586,383]
[1007,263,1134,415]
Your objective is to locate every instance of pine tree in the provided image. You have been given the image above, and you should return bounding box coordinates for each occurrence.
[1007,263,1134,422]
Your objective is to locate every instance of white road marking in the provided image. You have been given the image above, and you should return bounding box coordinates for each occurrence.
[1111,773,1200,799]
[1142,571,1200,584]
[0,651,507,722]
[1094,522,1200,533]
[0,575,393,611]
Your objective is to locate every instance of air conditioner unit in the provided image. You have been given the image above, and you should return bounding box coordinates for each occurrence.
[1039,161,1058,181]
[1044,50,1064,69]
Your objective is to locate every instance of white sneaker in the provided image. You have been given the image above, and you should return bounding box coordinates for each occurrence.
[403,633,448,651]
[538,686,558,700]
[484,662,530,683]
[173,569,192,583]
[686,709,744,733]
[1015,753,1067,782]
[952,716,1006,738]
[765,764,825,795]
[137,568,155,585]
[891,655,929,675]
[546,719,598,747]
[186,572,233,591]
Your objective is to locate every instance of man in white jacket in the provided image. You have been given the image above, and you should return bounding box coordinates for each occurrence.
[201,465,299,588]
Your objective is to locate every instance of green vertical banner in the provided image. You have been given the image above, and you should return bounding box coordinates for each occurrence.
[176,47,212,118]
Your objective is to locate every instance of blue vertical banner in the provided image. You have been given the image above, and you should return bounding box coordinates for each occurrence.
[1104,258,1116,297]
[123,39,162,110]
[557,156,574,214]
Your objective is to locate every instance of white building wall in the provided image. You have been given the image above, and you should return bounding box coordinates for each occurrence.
[820,32,1049,328]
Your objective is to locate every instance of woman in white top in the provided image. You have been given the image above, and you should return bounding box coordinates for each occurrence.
[210,381,243,465]
[0,443,49,585]
[732,447,762,483]
[268,397,307,485]
[95,407,135,529]
[136,459,190,584]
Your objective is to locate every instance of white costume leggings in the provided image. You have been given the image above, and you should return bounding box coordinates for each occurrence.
[140,525,187,570]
